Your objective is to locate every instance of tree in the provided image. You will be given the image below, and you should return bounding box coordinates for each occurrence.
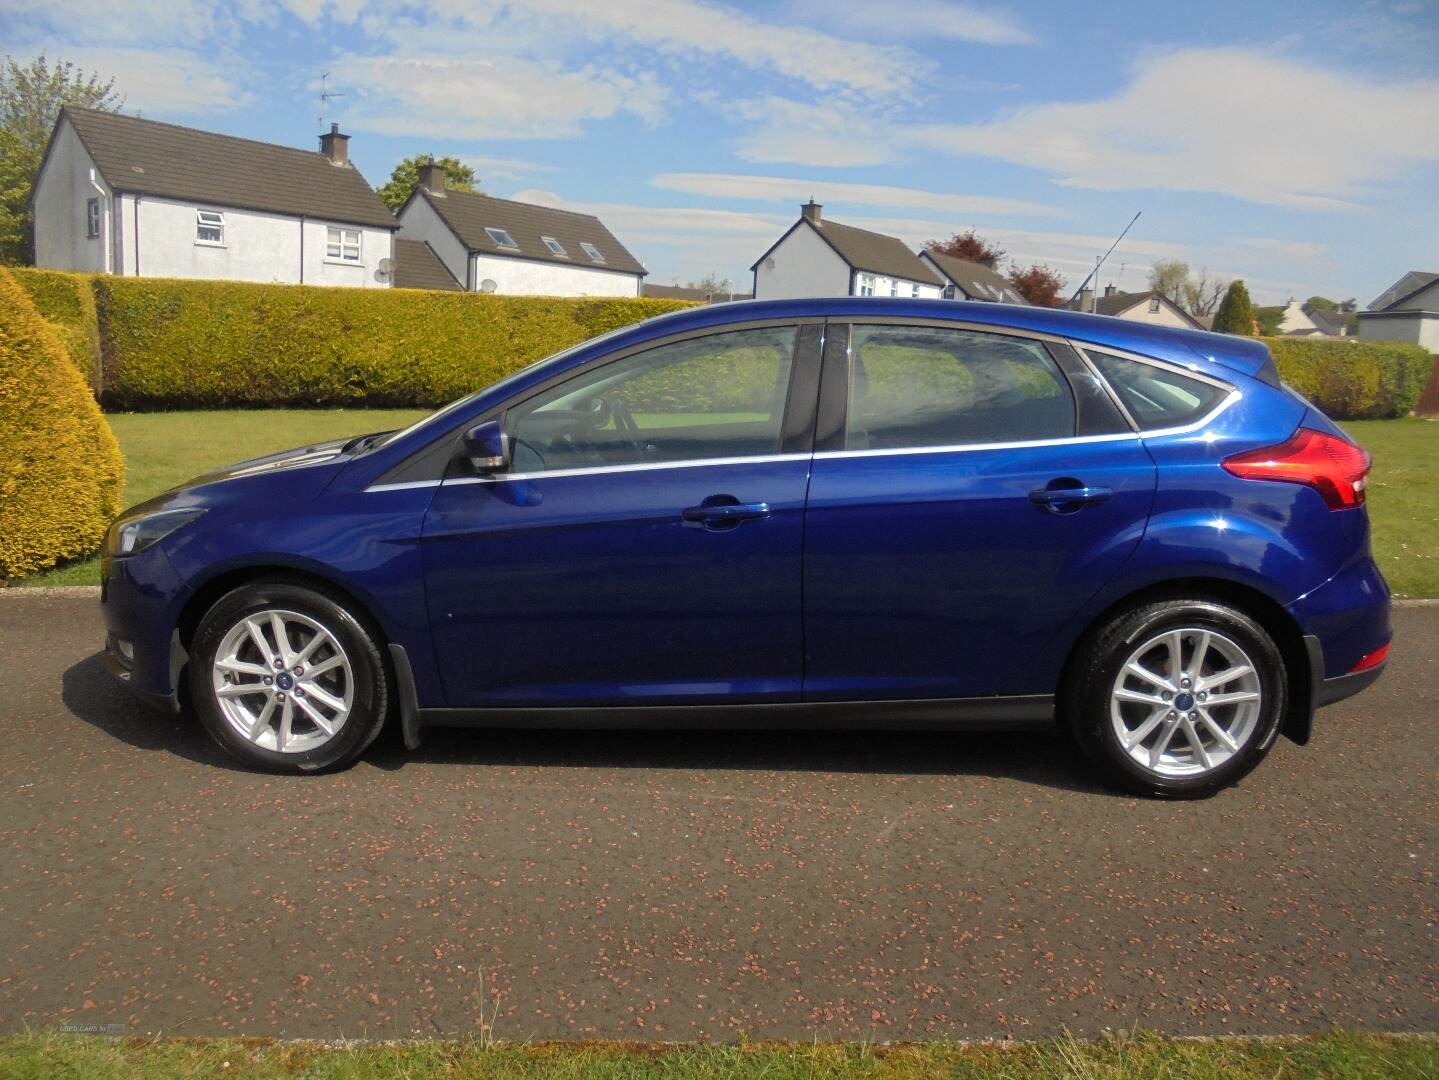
[1304,295,1338,313]
[1181,269,1228,318]
[684,272,733,296]
[377,154,478,211]
[926,229,1006,270]
[1007,263,1064,307]
[1212,279,1256,335]
[1148,259,1190,304]
[0,54,122,264]
[1255,305,1286,336]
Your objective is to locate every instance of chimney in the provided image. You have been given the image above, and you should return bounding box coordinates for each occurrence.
[1103,284,1117,297]
[418,158,446,194]
[1078,286,1094,310]
[801,198,822,225]
[319,122,349,166]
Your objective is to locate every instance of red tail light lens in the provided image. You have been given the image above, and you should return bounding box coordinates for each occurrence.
[1222,428,1371,510]
[1350,641,1390,673]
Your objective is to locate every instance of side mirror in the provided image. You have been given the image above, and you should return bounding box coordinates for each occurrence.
[463,420,510,473]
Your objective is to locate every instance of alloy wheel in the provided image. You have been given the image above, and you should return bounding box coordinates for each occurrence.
[210,608,354,754]
[1109,627,1263,778]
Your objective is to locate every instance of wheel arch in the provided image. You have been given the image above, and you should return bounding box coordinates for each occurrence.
[1059,577,1314,745]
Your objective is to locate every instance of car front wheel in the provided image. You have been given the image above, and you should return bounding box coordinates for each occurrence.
[188,580,389,773]
[1067,599,1287,798]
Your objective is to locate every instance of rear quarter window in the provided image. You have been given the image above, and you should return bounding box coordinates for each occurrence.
[1086,349,1228,430]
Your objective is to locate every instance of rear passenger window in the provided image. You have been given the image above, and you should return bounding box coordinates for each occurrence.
[845,325,1075,450]
[1086,349,1228,429]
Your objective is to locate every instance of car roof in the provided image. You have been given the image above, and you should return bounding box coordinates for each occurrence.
[606,297,1271,379]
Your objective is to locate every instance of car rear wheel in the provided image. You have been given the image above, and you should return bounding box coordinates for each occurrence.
[188,580,389,773]
[1066,599,1286,798]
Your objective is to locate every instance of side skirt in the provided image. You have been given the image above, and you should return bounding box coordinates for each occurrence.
[414,695,1056,732]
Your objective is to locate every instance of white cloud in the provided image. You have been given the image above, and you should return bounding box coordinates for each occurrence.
[328,54,666,139]
[911,48,1439,210]
[789,0,1036,46]
[652,172,1058,217]
[46,45,249,113]
[1226,237,1328,260]
[462,155,558,184]
[727,97,904,167]
[2,0,233,45]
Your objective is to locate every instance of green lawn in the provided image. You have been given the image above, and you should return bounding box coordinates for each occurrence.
[0,1029,1432,1079]
[14,412,1439,597]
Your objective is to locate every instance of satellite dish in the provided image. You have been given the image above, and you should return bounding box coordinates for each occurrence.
[377,257,393,274]
[764,257,775,270]
[479,278,498,294]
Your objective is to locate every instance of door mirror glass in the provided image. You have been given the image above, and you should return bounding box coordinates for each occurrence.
[463,420,510,473]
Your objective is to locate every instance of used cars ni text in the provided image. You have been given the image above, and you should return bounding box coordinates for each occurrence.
[101,298,1390,797]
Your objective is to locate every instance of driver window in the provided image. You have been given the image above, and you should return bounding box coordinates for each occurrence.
[506,326,799,472]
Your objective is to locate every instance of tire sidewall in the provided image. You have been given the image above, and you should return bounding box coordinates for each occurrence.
[1074,600,1286,798]
[188,581,388,773]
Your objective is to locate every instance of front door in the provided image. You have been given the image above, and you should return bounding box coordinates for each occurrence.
[802,321,1156,701]
[422,323,818,707]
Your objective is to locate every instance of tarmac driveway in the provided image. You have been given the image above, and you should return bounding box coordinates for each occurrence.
[0,593,1434,1041]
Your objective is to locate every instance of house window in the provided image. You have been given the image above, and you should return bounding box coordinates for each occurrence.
[485,227,518,249]
[857,273,875,297]
[326,226,362,262]
[86,197,101,239]
[541,236,567,257]
[196,210,224,245]
[890,280,900,297]
[942,285,957,300]
[1148,296,1161,313]
[580,241,605,262]
[911,283,921,298]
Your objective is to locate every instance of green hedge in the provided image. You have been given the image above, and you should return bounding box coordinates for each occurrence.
[9,267,103,390]
[93,277,696,409]
[0,266,123,579]
[1262,336,1432,419]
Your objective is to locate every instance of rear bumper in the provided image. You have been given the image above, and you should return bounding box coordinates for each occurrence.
[1303,633,1386,708]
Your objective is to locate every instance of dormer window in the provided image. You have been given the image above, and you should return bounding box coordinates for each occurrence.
[485,227,518,249]
[196,210,224,245]
[579,242,604,263]
[541,236,567,257]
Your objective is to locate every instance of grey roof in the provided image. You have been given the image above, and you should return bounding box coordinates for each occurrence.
[1069,289,1203,328]
[57,107,396,229]
[921,250,1027,304]
[1368,270,1439,311]
[393,239,460,291]
[412,187,646,276]
[1303,306,1346,335]
[643,283,752,302]
[753,216,942,285]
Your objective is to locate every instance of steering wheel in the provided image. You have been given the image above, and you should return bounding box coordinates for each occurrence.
[582,395,644,457]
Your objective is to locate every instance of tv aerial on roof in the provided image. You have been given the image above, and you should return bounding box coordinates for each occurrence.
[318,72,346,132]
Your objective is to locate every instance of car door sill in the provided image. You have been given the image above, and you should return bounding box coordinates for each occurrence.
[415,695,1055,731]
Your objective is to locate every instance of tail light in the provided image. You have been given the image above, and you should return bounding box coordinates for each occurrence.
[1350,641,1390,673]
[1222,428,1371,510]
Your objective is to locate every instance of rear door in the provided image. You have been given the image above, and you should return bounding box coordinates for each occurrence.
[802,321,1156,701]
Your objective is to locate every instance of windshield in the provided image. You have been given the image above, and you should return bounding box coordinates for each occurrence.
[370,318,670,451]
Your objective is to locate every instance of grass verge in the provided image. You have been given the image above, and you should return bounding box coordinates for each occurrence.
[10,412,1438,597]
[0,1029,1434,1079]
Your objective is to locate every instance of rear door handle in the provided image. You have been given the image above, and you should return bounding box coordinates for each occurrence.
[1029,485,1113,512]
[682,500,771,528]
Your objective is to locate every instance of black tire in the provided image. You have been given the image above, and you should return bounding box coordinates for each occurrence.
[188,579,389,773]
[1064,599,1286,798]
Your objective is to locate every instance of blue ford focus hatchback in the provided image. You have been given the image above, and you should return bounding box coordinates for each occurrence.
[101,298,1390,796]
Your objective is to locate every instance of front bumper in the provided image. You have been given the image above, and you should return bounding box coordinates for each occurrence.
[100,545,190,709]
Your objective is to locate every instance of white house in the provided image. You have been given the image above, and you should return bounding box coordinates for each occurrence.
[1358,271,1439,352]
[1068,287,1203,330]
[32,108,397,287]
[918,249,1027,304]
[751,201,944,300]
[1278,298,1350,337]
[395,163,645,296]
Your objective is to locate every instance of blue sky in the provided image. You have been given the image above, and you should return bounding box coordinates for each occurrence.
[5,0,1438,304]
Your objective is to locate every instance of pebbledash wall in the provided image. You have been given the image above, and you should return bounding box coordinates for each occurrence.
[111,195,394,288]
[32,116,393,289]
[469,252,641,297]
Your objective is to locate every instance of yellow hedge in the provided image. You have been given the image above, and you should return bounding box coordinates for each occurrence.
[95,277,697,408]
[1262,336,1432,419]
[0,266,123,579]
[10,267,104,391]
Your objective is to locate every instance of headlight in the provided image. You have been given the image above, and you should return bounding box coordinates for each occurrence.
[107,508,207,557]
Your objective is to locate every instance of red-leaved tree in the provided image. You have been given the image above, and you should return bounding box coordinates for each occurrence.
[1007,264,1065,307]
[926,229,1007,270]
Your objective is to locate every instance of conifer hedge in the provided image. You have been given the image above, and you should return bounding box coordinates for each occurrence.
[1262,336,1432,419]
[0,267,123,579]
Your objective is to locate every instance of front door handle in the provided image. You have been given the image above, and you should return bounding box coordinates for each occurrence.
[1029,484,1113,513]
[682,498,771,529]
